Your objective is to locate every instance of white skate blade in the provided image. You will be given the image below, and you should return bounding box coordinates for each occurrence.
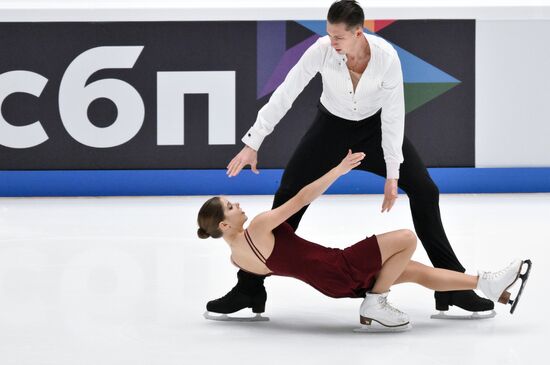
[203,311,269,322]
[430,310,496,320]
[509,259,532,314]
[353,321,412,333]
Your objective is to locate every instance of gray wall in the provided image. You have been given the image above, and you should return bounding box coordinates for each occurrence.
[476,20,550,167]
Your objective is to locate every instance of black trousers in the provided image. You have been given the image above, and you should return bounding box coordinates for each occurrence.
[271,104,465,272]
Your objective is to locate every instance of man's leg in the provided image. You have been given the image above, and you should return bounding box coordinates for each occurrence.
[272,109,351,227]
[355,135,494,313]
[272,132,345,229]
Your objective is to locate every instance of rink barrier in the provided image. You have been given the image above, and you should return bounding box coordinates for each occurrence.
[1,168,549,197]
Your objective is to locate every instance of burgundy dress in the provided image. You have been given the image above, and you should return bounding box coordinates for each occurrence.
[243,222,382,298]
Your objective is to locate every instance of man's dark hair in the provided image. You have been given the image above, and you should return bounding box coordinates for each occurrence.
[327,0,365,30]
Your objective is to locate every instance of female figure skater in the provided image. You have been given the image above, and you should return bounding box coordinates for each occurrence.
[198,151,531,332]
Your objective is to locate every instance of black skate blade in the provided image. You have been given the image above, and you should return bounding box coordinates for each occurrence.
[510,259,532,314]
[203,311,270,322]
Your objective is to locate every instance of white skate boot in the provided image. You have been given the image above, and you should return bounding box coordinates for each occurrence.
[355,291,411,333]
[477,259,532,314]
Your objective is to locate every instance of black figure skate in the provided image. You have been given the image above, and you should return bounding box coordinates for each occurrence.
[203,270,269,322]
[431,290,496,320]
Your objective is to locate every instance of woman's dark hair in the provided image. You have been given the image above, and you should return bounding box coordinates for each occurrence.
[327,0,364,30]
[197,197,225,239]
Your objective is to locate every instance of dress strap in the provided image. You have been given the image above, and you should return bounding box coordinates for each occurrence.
[244,229,267,265]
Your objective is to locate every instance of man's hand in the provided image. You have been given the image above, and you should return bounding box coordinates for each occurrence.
[226,145,259,177]
[381,178,398,213]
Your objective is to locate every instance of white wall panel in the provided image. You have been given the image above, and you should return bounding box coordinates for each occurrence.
[476,20,550,167]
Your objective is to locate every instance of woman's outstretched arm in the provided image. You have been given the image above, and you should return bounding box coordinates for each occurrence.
[250,150,365,232]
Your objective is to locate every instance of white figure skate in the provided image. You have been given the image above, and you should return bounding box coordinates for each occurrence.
[477,259,532,314]
[354,291,412,333]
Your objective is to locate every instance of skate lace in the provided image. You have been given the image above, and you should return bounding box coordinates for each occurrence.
[482,261,516,281]
[378,296,405,317]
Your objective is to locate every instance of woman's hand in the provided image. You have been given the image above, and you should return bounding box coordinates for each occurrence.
[336,150,365,175]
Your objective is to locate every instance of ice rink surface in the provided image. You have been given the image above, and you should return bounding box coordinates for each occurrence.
[0,193,548,364]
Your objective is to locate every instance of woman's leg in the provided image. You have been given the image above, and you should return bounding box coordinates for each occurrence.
[373,230,479,292]
[395,261,478,291]
[370,229,417,293]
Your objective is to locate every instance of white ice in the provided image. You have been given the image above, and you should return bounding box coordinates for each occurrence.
[0,193,548,364]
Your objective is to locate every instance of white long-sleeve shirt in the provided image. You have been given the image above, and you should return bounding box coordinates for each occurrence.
[242,33,405,179]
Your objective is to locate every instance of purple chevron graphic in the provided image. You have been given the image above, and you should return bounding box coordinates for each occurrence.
[257,21,286,98]
[259,34,319,99]
[258,21,461,104]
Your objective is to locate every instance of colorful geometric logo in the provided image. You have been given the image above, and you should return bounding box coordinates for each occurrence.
[257,21,460,114]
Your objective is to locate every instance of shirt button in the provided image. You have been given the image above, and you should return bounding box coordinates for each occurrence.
[248,133,251,137]
[349,91,352,94]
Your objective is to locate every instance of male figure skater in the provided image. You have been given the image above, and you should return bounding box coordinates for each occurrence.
[205,0,494,320]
